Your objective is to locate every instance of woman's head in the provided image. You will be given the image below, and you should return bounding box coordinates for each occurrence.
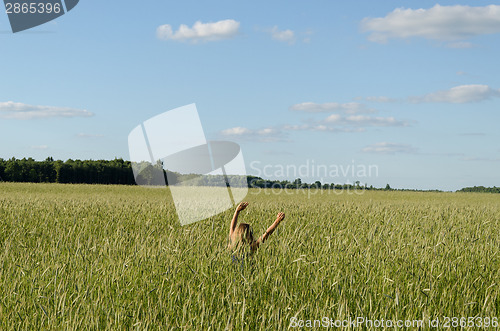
[232,223,254,247]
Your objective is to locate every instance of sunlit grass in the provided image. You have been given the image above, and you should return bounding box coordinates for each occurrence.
[0,183,499,329]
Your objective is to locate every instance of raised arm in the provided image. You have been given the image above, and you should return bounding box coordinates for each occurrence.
[229,202,249,237]
[252,212,285,250]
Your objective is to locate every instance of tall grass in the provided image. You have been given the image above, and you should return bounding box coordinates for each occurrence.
[0,183,498,329]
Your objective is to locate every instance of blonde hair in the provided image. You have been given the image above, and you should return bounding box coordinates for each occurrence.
[229,223,255,250]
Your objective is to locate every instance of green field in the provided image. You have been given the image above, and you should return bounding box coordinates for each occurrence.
[0,183,499,329]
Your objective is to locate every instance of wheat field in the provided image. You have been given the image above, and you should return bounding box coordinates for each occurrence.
[0,182,498,329]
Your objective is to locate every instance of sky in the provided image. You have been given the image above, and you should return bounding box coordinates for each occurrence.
[1,0,500,191]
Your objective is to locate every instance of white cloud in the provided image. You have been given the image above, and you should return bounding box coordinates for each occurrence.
[282,124,309,131]
[0,101,93,120]
[362,142,418,154]
[284,123,364,133]
[156,19,240,42]
[325,114,408,127]
[324,114,342,122]
[312,125,365,133]
[257,127,279,135]
[269,26,295,44]
[219,112,409,143]
[273,113,407,135]
[290,102,372,114]
[220,126,284,142]
[289,100,409,132]
[220,126,252,136]
[410,85,500,103]
[361,4,500,43]
[363,96,397,103]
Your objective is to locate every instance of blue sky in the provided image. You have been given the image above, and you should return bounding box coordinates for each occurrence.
[1,0,500,191]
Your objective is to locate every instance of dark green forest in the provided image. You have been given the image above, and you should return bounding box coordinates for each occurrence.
[0,157,135,185]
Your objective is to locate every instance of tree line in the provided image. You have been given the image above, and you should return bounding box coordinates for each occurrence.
[245,176,374,190]
[4,157,493,192]
[457,186,500,193]
[0,157,135,185]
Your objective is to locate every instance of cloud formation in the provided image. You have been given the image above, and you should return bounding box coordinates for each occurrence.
[220,126,284,142]
[220,112,408,141]
[157,19,240,42]
[0,101,93,120]
[290,101,408,128]
[361,4,500,43]
[269,26,295,44]
[325,114,408,127]
[221,99,409,142]
[290,102,373,114]
[284,124,365,133]
[410,85,500,103]
[362,96,397,103]
[362,142,418,154]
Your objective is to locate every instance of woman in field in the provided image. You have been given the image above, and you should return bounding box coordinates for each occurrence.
[228,201,285,254]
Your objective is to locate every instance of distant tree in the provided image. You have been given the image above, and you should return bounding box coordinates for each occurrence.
[385,183,391,190]
[0,158,4,181]
[5,158,22,182]
[40,157,56,182]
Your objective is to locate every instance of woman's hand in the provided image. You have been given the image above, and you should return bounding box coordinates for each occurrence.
[276,212,285,223]
[236,202,249,212]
